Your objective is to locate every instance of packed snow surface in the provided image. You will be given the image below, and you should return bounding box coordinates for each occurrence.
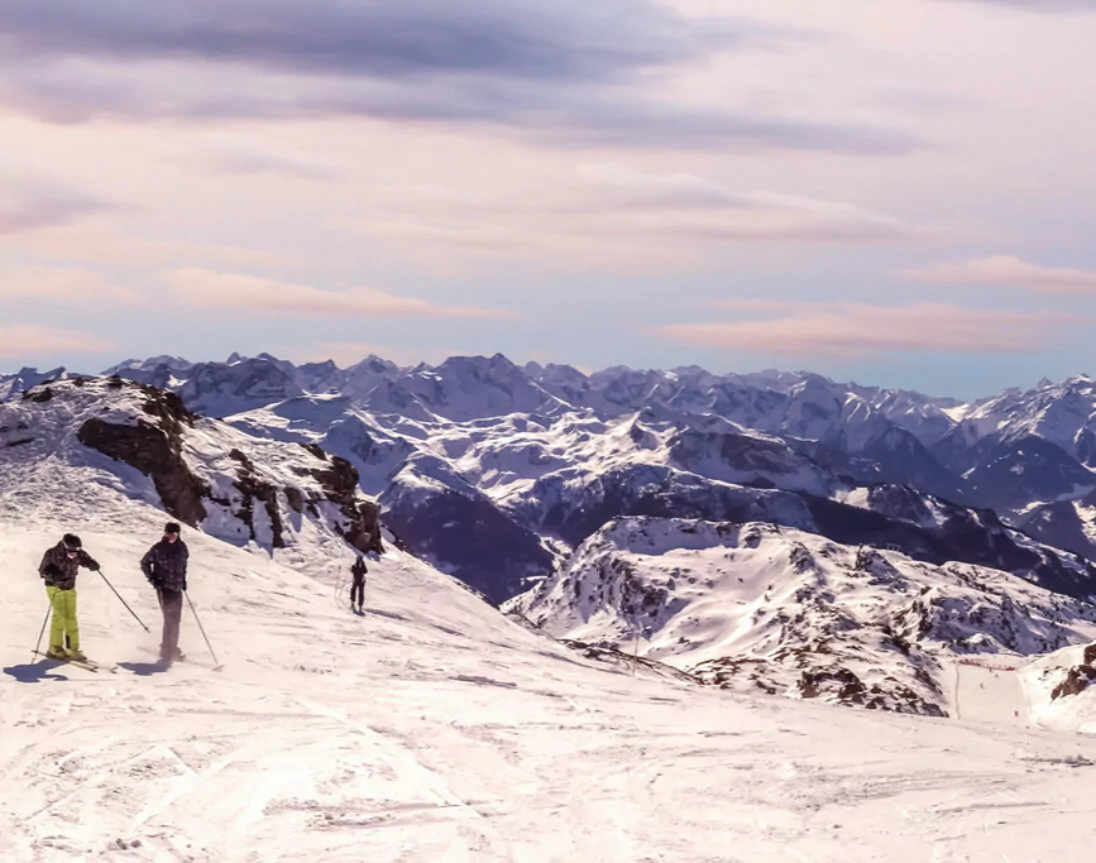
[5,504,1096,859]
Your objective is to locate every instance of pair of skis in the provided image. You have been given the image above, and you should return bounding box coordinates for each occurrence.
[32,650,107,673]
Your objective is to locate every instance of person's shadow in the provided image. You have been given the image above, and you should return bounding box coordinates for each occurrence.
[3,661,69,683]
[117,661,170,677]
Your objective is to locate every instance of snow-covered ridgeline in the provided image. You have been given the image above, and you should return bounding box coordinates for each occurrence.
[509,517,1096,715]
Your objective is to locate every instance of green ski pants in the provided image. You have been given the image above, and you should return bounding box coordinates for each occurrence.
[46,586,79,652]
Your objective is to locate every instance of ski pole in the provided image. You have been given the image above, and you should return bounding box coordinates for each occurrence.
[33,604,51,659]
[98,569,150,632]
[185,591,221,669]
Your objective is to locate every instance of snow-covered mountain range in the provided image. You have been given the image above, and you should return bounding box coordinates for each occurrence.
[8,367,1096,719]
[7,355,1096,605]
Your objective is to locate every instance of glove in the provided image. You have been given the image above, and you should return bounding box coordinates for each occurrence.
[88,560,101,572]
[43,563,60,577]
[181,579,188,592]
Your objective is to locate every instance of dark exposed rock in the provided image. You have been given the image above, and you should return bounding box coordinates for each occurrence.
[23,387,53,403]
[1051,643,1096,700]
[311,456,383,555]
[229,449,286,548]
[301,442,327,461]
[1052,665,1096,700]
[78,417,209,527]
[798,666,866,702]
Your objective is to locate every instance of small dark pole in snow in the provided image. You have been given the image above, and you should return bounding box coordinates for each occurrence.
[185,591,223,670]
[32,605,51,659]
[98,570,150,632]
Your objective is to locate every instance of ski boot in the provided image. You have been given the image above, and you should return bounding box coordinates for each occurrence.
[45,647,68,661]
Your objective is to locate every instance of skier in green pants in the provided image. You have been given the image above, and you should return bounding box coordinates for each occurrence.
[38,534,100,661]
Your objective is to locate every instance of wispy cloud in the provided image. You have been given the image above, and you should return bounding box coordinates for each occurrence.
[204,150,337,180]
[654,301,1064,357]
[0,266,142,303]
[0,1,921,155]
[344,164,919,267]
[941,1,1096,11]
[0,182,109,235]
[0,226,299,269]
[906,255,1096,294]
[162,268,517,319]
[0,323,113,357]
[579,163,910,240]
[0,0,782,80]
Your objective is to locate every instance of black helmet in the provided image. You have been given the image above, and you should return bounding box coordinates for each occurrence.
[62,533,82,551]
[164,522,182,535]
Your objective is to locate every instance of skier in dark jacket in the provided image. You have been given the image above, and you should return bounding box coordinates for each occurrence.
[38,533,100,661]
[141,522,189,665]
[350,555,367,613]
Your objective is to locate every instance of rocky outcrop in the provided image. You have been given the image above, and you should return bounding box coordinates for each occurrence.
[310,454,383,555]
[229,449,286,548]
[78,397,210,528]
[1051,644,1096,700]
[40,377,386,555]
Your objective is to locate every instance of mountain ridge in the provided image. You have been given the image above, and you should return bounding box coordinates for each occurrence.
[8,354,1096,602]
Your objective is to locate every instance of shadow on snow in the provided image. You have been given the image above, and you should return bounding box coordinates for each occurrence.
[3,661,70,683]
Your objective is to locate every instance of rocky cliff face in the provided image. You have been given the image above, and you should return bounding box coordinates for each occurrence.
[0,377,383,557]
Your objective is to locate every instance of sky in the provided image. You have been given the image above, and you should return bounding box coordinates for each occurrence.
[2,0,1096,398]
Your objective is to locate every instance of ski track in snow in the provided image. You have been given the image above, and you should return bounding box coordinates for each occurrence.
[5,517,1096,861]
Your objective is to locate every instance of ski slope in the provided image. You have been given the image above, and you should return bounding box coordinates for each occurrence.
[6,517,1096,861]
[950,660,1028,725]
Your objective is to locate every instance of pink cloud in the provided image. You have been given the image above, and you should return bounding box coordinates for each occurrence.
[0,227,300,269]
[654,301,1065,357]
[0,323,113,357]
[0,266,142,303]
[906,256,1096,294]
[161,268,518,319]
[342,164,922,271]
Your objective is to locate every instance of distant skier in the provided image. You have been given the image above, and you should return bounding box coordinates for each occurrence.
[350,555,368,613]
[38,533,100,661]
[141,522,189,665]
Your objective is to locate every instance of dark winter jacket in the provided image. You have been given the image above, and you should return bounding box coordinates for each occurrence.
[141,538,189,591]
[39,543,99,591]
[351,557,367,584]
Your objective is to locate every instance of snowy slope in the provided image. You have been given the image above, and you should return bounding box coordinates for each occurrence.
[1020,641,1096,734]
[0,377,382,560]
[509,517,1096,716]
[12,480,1096,858]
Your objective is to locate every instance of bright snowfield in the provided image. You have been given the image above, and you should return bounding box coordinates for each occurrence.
[508,517,1096,716]
[7,518,1096,858]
